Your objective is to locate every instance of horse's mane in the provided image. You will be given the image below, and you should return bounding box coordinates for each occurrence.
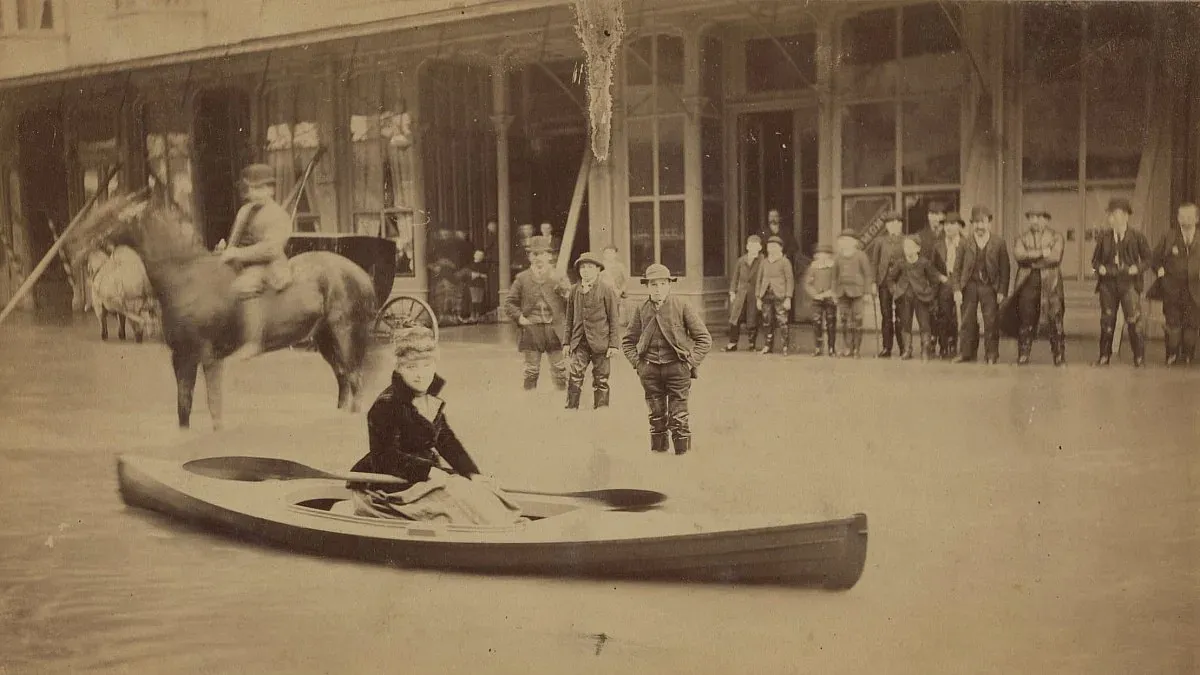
[69,193,211,268]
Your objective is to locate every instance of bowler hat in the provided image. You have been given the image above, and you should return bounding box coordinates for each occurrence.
[944,211,965,225]
[815,242,834,254]
[766,235,784,246]
[240,164,276,188]
[880,210,903,223]
[1023,204,1052,219]
[970,205,993,221]
[525,235,554,254]
[574,251,604,271]
[1106,198,1133,215]
[927,200,947,214]
[640,263,678,284]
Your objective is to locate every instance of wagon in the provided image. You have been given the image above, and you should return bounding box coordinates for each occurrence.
[284,233,439,342]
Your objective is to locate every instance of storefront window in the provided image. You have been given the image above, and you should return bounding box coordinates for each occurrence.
[1021,3,1154,277]
[348,70,417,275]
[839,4,962,238]
[842,102,895,189]
[144,103,193,218]
[702,38,723,105]
[263,83,332,233]
[626,33,688,278]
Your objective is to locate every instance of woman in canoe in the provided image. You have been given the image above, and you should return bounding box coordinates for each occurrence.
[348,326,523,525]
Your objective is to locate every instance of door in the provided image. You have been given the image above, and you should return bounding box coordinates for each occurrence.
[194,88,253,249]
[17,109,71,315]
[737,107,820,260]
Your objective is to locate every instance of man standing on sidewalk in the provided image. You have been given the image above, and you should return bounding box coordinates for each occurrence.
[563,252,620,410]
[1007,204,1066,366]
[867,211,906,358]
[953,206,1010,365]
[1152,202,1200,365]
[931,212,967,359]
[504,236,571,390]
[1090,198,1152,367]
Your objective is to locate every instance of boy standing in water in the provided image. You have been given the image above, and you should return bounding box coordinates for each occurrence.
[623,264,712,455]
[563,252,620,410]
[504,236,571,390]
[803,243,837,356]
[832,230,874,357]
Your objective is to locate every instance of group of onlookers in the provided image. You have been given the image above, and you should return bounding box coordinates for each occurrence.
[727,199,1200,368]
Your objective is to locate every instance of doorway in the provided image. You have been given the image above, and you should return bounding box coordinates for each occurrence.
[194,88,252,249]
[17,109,71,315]
[737,107,819,259]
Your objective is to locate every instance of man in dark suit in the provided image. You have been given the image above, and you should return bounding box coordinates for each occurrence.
[931,211,967,359]
[758,209,799,261]
[1091,198,1153,366]
[867,211,906,357]
[953,206,1010,364]
[1152,202,1200,365]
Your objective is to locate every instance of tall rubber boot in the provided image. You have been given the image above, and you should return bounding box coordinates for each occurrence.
[1052,333,1067,367]
[852,329,863,358]
[921,334,935,361]
[648,397,669,452]
[594,388,610,409]
[812,321,825,356]
[667,397,691,455]
[565,384,581,409]
[1128,322,1146,367]
[826,316,838,357]
[1016,327,1033,365]
[1092,328,1114,366]
[899,332,914,360]
[778,323,790,356]
[229,297,266,361]
[1164,326,1180,365]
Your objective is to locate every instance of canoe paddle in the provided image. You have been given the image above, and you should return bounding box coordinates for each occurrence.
[182,456,667,510]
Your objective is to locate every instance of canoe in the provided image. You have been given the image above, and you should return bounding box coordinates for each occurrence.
[117,455,868,590]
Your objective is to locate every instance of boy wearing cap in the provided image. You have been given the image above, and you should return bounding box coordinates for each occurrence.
[1151,202,1200,365]
[887,237,947,360]
[867,211,907,357]
[931,212,967,358]
[622,264,712,455]
[832,230,875,357]
[755,235,794,355]
[219,163,294,360]
[1090,198,1152,366]
[1009,205,1066,366]
[563,252,620,410]
[803,242,838,356]
[953,206,1010,365]
[726,235,763,351]
[504,236,571,390]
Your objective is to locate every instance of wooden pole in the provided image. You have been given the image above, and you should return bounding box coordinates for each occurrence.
[0,164,122,327]
[556,150,593,274]
[43,217,79,307]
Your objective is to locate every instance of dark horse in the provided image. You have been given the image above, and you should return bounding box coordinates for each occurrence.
[68,194,378,430]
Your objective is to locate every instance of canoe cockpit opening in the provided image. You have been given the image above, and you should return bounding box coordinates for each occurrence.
[296,498,344,511]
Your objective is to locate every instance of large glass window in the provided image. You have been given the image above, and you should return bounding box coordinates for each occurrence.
[144,103,194,219]
[263,83,333,233]
[348,70,417,275]
[626,34,688,277]
[839,4,963,238]
[1021,3,1154,277]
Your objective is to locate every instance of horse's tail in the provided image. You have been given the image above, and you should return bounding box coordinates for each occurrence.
[317,258,379,369]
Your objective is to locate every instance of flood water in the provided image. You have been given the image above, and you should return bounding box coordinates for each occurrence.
[1,317,1197,674]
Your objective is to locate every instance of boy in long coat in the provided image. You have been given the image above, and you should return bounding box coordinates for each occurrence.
[887,237,946,360]
[504,236,571,390]
[563,251,620,410]
[931,212,967,358]
[803,242,837,356]
[832,230,874,357]
[1090,198,1153,366]
[1151,202,1200,365]
[756,235,794,355]
[725,234,762,351]
[1005,205,1066,366]
[622,264,712,455]
[953,206,1010,365]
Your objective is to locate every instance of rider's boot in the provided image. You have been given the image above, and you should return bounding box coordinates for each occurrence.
[229,297,266,361]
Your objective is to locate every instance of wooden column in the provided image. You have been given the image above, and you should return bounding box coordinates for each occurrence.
[682,27,704,285]
[491,65,514,297]
[815,17,836,241]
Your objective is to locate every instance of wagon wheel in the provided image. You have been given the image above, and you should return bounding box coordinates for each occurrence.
[373,294,439,342]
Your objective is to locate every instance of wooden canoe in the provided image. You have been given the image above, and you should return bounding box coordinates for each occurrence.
[116,455,868,590]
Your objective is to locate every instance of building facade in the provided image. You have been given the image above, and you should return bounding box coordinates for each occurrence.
[2,0,1198,323]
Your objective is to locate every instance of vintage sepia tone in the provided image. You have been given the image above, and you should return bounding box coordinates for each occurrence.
[0,1,1196,673]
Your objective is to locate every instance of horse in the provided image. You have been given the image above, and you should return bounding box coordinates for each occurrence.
[84,244,158,342]
[67,193,379,430]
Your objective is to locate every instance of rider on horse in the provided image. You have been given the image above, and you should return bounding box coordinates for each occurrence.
[220,163,293,360]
